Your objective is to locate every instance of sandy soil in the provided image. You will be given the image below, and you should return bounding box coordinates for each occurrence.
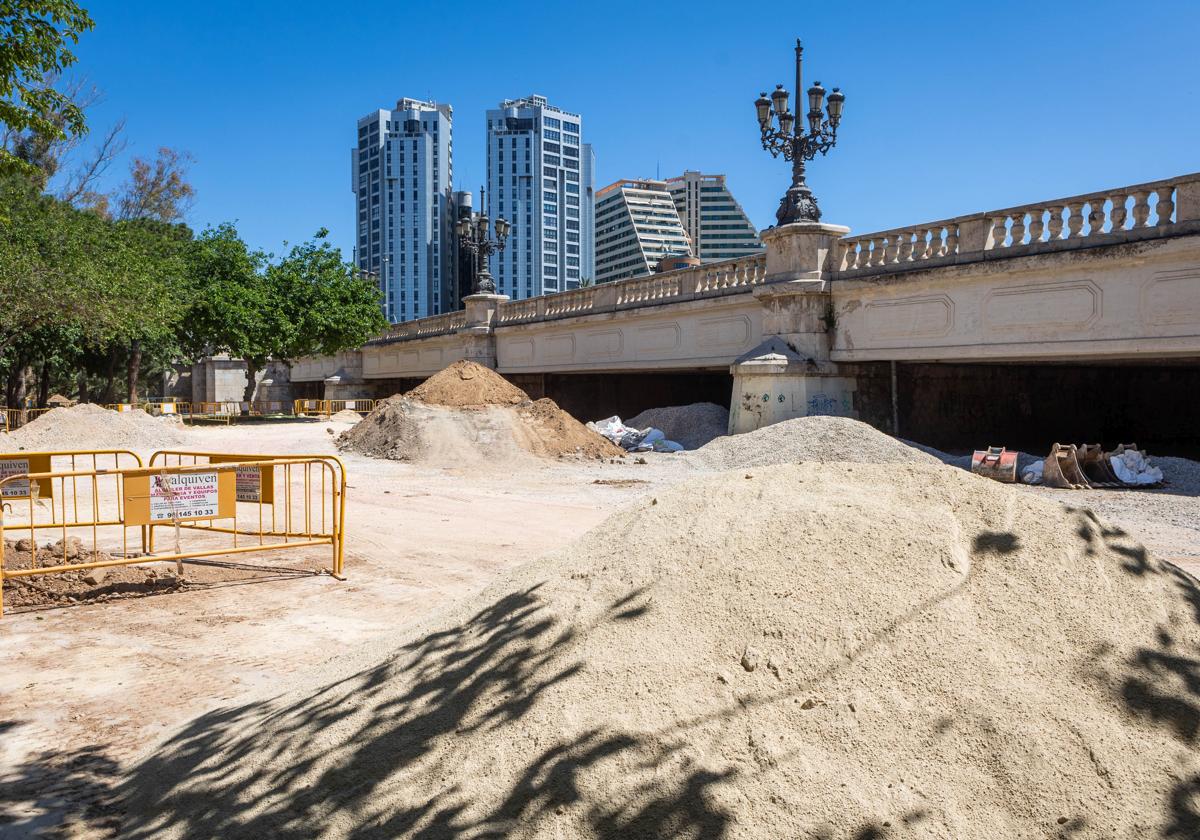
[0,420,691,835]
[0,416,1196,836]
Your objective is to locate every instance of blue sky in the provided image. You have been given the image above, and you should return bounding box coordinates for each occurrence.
[70,0,1199,259]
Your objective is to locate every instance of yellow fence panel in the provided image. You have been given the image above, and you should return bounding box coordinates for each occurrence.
[0,454,346,616]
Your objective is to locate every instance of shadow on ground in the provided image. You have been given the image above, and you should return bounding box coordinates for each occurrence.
[6,510,1200,838]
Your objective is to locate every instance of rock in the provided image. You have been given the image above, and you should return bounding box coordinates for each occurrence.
[801,698,817,710]
[741,646,761,672]
[53,536,83,559]
[716,671,731,684]
[83,567,108,586]
[15,538,34,553]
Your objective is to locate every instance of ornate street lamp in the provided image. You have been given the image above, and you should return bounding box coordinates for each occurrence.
[756,39,845,226]
[457,207,510,295]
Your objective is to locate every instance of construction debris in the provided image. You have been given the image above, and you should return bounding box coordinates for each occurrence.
[589,416,684,452]
[970,446,1018,482]
[1030,442,1163,489]
[625,402,729,450]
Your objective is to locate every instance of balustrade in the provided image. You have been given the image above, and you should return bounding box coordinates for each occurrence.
[839,173,1195,276]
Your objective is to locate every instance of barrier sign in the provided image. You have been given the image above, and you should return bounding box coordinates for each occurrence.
[123,469,235,526]
[0,454,53,499]
[208,455,275,503]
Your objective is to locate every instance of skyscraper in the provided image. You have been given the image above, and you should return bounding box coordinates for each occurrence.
[352,98,454,323]
[594,179,693,284]
[665,171,763,262]
[485,95,594,298]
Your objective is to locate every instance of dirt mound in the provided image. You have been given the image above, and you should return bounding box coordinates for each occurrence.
[339,364,623,465]
[691,414,942,470]
[0,403,190,453]
[120,462,1200,838]
[516,398,625,459]
[337,396,622,466]
[405,359,529,407]
[626,402,729,449]
[1,539,185,609]
[328,409,363,424]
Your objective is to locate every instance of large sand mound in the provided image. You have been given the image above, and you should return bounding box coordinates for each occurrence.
[338,362,623,464]
[691,414,943,469]
[405,359,529,407]
[119,462,1200,838]
[626,402,729,450]
[0,403,191,453]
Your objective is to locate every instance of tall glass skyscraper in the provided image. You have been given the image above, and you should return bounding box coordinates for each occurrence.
[485,95,594,297]
[352,98,454,323]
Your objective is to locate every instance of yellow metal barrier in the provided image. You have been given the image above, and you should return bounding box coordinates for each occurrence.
[249,400,293,416]
[327,399,376,415]
[0,453,345,616]
[292,399,377,419]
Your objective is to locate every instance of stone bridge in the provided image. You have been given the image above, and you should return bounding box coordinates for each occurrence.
[293,172,1200,451]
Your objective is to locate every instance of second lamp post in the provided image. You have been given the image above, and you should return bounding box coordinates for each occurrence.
[457,211,510,295]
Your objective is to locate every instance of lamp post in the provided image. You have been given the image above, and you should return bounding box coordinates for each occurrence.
[755,38,845,226]
[457,211,510,295]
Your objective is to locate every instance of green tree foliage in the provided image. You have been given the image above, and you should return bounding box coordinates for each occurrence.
[266,228,387,362]
[0,0,95,178]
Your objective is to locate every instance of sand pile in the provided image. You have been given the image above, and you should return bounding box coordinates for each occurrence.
[120,462,1200,838]
[338,362,622,464]
[691,414,943,470]
[405,359,528,407]
[626,402,729,449]
[328,409,363,424]
[0,403,190,453]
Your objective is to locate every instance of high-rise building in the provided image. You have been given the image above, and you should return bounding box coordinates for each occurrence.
[665,171,763,262]
[485,95,594,298]
[594,179,693,284]
[352,98,454,323]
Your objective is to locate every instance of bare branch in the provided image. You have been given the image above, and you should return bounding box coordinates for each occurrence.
[57,117,128,207]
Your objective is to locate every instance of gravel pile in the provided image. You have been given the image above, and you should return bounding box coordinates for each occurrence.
[0,404,191,453]
[121,461,1200,838]
[625,402,729,450]
[690,415,943,470]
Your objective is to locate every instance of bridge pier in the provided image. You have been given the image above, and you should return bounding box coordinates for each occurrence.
[729,222,862,434]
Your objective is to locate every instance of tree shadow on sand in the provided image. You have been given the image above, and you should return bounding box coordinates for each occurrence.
[93,583,738,839]
[1071,507,1200,838]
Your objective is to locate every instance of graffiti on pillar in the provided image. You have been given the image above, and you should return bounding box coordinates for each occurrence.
[806,392,846,416]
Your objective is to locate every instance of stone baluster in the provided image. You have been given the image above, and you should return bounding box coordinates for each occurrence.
[1156,186,1175,225]
[1066,202,1085,238]
[1131,190,1151,227]
[1047,206,1065,240]
[884,234,900,264]
[927,227,942,258]
[1027,208,1045,243]
[899,231,914,262]
[944,224,959,255]
[1010,212,1027,246]
[918,229,933,259]
[1087,199,1106,236]
[990,216,1009,249]
[839,243,853,271]
[1110,194,1128,232]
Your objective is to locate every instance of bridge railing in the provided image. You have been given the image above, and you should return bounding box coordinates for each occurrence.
[494,252,766,327]
[837,172,1200,277]
[380,310,467,341]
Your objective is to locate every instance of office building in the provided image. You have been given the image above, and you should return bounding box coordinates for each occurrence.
[594,179,693,284]
[485,95,594,297]
[352,98,454,323]
[665,171,763,262]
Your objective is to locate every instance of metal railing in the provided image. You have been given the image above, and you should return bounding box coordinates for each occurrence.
[0,453,346,616]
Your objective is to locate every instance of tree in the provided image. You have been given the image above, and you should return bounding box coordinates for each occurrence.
[263,228,386,394]
[180,223,275,400]
[115,147,194,223]
[0,0,95,178]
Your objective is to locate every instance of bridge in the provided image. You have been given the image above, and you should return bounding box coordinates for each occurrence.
[292,172,1200,453]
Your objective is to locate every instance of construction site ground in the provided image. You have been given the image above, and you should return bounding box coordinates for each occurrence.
[1,417,1198,835]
